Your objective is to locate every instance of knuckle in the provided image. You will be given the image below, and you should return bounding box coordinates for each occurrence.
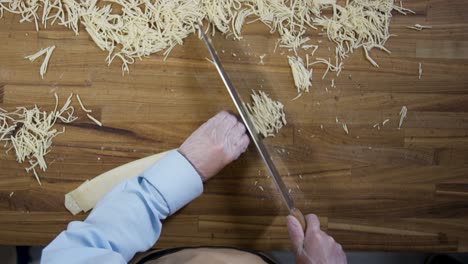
[239,122,247,133]
[228,114,237,123]
[337,244,343,251]
[241,138,249,152]
[305,214,320,231]
[335,244,344,255]
[306,214,319,224]
[238,122,246,133]
[216,111,230,121]
[244,135,250,145]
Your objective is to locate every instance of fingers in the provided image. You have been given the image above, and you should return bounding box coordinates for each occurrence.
[286,215,304,255]
[219,111,238,131]
[230,121,247,142]
[305,214,321,236]
[297,213,347,264]
[338,245,347,264]
[222,112,249,160]
[239,134,250,152]
[210,111,229,123]
[228,134,250,160]
[233,134,249,160]
[329,239,346,264]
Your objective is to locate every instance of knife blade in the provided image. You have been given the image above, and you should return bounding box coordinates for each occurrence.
[198,23,305,229]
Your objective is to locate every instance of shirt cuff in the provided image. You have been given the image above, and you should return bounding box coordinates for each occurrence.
[142,150,203,215]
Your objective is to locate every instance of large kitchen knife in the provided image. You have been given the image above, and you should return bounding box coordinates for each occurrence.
[198,24,306,229]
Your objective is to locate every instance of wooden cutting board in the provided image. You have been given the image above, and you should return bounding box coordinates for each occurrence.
[0,0,467,251]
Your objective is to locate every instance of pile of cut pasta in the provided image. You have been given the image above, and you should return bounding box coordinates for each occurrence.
[244,90,286,138]
[1,0,413,90]
[0,94,101,185]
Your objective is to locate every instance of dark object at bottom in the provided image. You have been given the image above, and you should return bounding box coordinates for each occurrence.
[426,254,465,264]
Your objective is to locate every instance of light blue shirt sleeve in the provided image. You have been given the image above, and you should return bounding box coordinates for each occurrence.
[41,150,203,263]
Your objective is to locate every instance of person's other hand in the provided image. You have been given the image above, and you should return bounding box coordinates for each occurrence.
[287,214,347,264]
[179,111,250,182]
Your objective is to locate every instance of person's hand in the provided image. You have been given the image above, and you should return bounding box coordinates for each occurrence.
[178,111,250,182]
[287,214,347,264]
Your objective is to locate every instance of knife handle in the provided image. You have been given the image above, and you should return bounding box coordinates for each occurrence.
[290,208,307,231]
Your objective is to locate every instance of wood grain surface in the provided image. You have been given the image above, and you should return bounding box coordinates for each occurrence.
[1,0,468,252]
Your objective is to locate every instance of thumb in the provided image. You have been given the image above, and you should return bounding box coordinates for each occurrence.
[286,215,304,254]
